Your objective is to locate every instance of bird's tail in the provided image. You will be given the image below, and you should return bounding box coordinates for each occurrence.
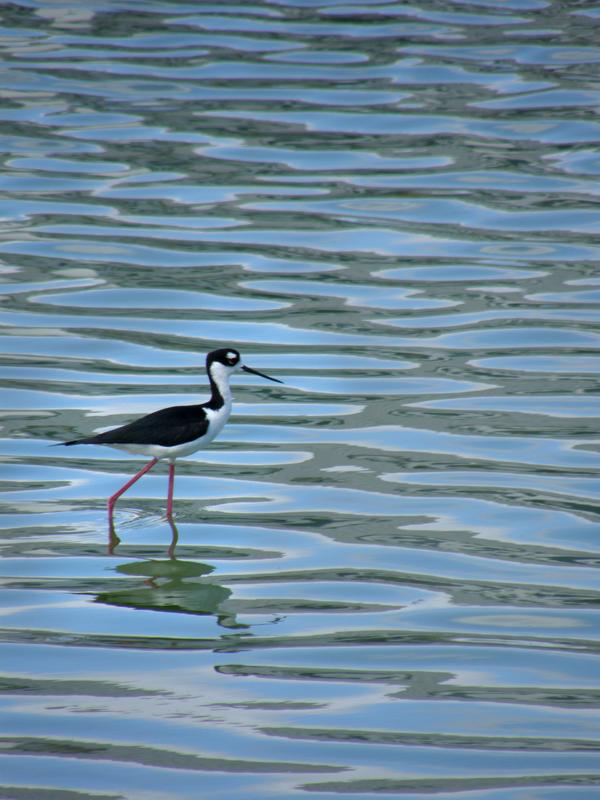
[51,436,98,447]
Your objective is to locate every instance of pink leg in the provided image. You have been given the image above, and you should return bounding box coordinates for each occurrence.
[107,457,159,519]
[166,462,175,518]
[166,514,179,559]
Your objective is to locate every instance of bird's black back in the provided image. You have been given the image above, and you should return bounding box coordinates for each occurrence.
[63,404,210,448]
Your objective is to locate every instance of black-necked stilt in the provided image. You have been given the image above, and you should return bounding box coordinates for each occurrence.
[60,348,282,521]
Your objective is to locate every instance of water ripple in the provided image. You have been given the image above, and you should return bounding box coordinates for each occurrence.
[1,1,599,798]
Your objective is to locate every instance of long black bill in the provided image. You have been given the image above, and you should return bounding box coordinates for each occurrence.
[241,364,283,384]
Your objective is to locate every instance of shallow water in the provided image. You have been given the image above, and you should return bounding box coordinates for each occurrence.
[1,1,599,798]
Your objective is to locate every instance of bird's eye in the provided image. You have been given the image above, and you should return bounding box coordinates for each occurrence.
[226,351,238,365]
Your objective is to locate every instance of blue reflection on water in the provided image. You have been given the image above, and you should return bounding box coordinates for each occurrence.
[1,1,599,798]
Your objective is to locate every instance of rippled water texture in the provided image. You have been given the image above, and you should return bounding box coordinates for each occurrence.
[1,1,600,798]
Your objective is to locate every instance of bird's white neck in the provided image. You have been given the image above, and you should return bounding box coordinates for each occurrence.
[208,361,234,409]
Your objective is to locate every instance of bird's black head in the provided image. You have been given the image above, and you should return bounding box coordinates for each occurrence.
[206,348,283,384]
[207,348,241,370]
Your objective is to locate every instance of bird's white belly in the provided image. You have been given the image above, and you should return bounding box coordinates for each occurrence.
[111,404,231,462]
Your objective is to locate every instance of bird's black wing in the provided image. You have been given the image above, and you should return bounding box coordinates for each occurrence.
[64,404,209,447]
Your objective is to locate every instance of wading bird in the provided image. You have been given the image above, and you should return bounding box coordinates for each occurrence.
[60,348,282,523]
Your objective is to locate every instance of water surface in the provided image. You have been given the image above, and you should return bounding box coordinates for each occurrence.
[1,1,599,798]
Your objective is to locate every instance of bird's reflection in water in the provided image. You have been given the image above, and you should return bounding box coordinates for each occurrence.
[108,513,178,557]
[100,517,247,629]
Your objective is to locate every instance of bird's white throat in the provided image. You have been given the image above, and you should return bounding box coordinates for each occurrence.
[208,360,235,405]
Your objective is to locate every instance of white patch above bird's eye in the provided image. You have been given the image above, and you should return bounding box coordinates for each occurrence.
[226,351,238,364]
